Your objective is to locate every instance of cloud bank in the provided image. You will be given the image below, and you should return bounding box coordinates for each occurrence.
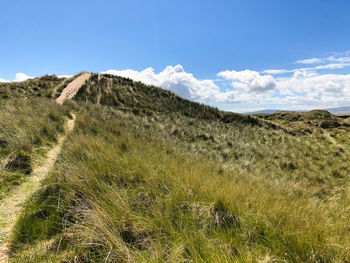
[103,53,350,109]
[2,52,350,110]
[103,65,236,103]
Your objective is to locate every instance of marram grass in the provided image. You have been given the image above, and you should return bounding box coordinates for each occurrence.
[10,104,350,262]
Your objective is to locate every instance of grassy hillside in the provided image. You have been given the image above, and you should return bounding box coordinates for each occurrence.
[4,73,350,262]
[10,106,350,262]
[74,73,277,128]
[255,110,350,134]
[0,98,70,199]
[0,74,80,99]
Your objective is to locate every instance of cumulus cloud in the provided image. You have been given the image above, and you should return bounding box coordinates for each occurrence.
[14,73,32,82]
[103,65,236,103]
[102,63,350,108]
[276,72,350,107]
[217,70,276,93]
[0,73,32,82]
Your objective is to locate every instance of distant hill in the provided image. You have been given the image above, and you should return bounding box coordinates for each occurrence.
[245,106,350,115]
[325,106,350,115]
[244,109,290,114]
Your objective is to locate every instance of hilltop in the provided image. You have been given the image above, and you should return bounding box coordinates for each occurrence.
[0,73,350,262]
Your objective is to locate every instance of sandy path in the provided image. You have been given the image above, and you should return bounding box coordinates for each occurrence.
[323,129,341,147]
[56,72,91,105]
[0,115,75,263]
[0,71,88,262]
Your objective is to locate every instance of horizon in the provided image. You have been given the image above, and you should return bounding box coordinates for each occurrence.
[1,0,350,112]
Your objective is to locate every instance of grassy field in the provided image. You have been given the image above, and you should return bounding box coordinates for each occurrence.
[0,73,348,262]
[9,100,350,262]
[0,98,70,199]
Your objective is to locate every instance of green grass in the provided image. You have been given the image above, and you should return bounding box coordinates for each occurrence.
[74,73,277,129]
[254,110,350,134]
[0,73,87,100]
[10,103,350,262]
[0,98,70,198]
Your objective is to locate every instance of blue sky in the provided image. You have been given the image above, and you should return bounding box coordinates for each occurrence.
[1,0,350,112]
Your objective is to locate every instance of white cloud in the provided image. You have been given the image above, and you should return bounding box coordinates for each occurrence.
[296,53,350,66]
[58,75,73,78]
[2,54,349,110]
[263,61,350,77]
[314,63,350,70]
[103,63,350,108]
[333,57,350,63]
[0,73,71,83]
[14,73,32,82]
[103,65,236,103]
[217,70,276,93]
[0,73,32,82]
[296,58,323,64]
[276,73,350,107]
[262,69,292,75]
[292,70,317,79]
[296,58,324,64]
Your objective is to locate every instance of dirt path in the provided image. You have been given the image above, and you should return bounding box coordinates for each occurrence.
[0,71,87,262]
[0,116,75,263]
[323,129,340,146]
[56,72,91,105]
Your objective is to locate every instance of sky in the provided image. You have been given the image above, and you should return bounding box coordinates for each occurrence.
[1,0,350,112]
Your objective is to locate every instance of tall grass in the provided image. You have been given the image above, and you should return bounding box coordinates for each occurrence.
[10,104,350,262]
[0,98,69,198]
[0,75,69,99]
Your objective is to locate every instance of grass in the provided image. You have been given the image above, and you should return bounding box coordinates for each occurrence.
[74,73,276,129]
[0,73,87,100]
[9,102,350,262]
[254,110,350,134]
[0,98,70,198]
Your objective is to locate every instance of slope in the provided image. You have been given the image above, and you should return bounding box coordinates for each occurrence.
[0,114,75,263]
[7,72,350,262]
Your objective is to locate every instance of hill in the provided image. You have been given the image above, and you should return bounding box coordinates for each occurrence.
[74,73,275,128]
[254,110,350,134]
[0,73,86,100]
[1,73,350,262]
[246,106,350,115]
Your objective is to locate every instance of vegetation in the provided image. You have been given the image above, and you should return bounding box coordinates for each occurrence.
[75,74,275,128]
[0,74,76,99]
[255,110,350,134]
[0,98,69,198]
[3,73,350,262]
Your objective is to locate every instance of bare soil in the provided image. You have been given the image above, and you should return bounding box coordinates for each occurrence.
[56,73,91,105]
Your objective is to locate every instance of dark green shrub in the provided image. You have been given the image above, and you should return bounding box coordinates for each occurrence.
[320,120,341,129]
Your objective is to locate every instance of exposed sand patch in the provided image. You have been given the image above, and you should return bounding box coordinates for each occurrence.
[56,72,91,105]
